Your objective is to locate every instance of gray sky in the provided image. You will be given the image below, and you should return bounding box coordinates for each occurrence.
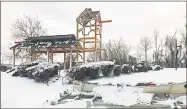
[1,2,186,63]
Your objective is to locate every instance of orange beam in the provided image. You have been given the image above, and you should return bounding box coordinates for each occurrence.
[100,20,112,23]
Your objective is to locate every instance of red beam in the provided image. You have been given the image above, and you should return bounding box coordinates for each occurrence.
[100,20,112,23]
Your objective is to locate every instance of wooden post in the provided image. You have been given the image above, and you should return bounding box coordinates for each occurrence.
[31,49,33,62]
[12,48,16,67]
[64,52,66,70]
[76,22,79,65]
[83,24,85,63]
[51,53,53,63]
[47,49,49,62]
[95,20,97,62]
[33,50,36,61]
[100,24,102,61]
[70,46,72,68]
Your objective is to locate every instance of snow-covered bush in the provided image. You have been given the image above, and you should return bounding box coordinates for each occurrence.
[121,64,130,74]
[90,66,100,79]
[101,65,114,77]
[66,61,114,80]
[146,65,153,71]
[7,60,59,84]
[113,65,121,76]
[135,62,148,72]
[151,65,162,71]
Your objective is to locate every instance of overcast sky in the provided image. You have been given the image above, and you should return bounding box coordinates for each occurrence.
[1,2,186,63]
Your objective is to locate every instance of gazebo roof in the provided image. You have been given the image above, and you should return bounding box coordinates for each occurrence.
[10,34,82,53]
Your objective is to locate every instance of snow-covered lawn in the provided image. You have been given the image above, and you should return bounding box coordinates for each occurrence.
[88,68,186,86]
[1,71,72,108]
[1,68,186,108]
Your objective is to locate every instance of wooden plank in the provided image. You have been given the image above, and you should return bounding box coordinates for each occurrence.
[70,46,72,68]
[85,24,101,27]
[12,48,15,67]
[79,37,95,41]
[95,20,97,62]
[64,53,66,70]
[100,20,112,23]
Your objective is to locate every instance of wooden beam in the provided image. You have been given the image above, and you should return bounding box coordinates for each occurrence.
[100,24,102,61]
[95,20,97,62]
[64,53,66,70]
[83,26,85,63]
[12,48,15,67]
[100,20,112,23]
[47,49,49,62]
[51,53,53,63]
[85,24,100,27]
[84,41,101,43]
[70,46,72,68]
[76,22,79,65]
[79,37,95,41]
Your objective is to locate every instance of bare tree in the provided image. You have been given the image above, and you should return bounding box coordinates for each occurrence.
[164,30,177,68]
[11,14,47,40]
[153,30,159,65]
[179,24,187,67]
[10,14,47,63]
[135,46,143,63]
[139,36,152,65]
[87,38,132,65]
[153,30,164,65]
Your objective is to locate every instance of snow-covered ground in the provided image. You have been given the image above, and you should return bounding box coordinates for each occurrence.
[1,71,71,108]
[1,68,186,108]
[88,68,186,86]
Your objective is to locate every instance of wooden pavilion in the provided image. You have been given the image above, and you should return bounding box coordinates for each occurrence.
[10,8,112,69]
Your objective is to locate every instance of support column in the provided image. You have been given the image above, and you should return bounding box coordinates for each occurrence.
[64,52,66,70]
[70,46,72,68]
[31,49,33,62]
[51,53,53,63]
[100,24,102,61]
[76,21,79,65]
[95,20,97,62]
[83,25,85,63]
[12,48,16,67]
[47,50,49,62]
[33,50,36,61]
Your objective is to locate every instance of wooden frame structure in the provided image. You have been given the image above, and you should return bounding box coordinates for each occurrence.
[75,8,112,64]
[10,8,112,69]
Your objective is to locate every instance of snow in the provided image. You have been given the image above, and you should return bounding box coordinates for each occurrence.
[42,100,88,108]
[1,70,71,108]
[176,95,186,105]
[151,65,161,70]
[88,68,186,86]
[79,61,114,68]
[154,100,182,108]
[93,85,154,106]
[1,68,186,108]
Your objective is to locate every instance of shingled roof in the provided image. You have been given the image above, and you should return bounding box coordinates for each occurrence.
[26,34,76,41]
[76,8,101,26]
[10,34,77,50]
